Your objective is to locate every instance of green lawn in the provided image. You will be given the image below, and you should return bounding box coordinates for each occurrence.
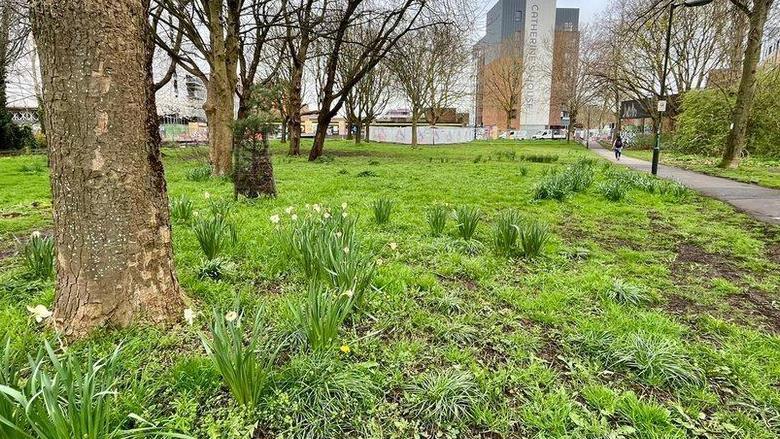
[623,149,780,189]
[1,139,779,438]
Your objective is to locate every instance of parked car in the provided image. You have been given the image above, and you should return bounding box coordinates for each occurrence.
[498,130,517,140]
[531,130,566,140]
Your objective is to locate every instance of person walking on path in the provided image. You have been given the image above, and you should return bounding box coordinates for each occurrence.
[613,136,624,160]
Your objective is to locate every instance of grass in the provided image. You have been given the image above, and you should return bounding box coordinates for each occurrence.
[623,149,780,189]
[0,139,779,438]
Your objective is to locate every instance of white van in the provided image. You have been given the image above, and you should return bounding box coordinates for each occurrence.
[531,130,566,140]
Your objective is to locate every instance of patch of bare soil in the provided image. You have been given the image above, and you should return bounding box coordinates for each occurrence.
[435,273,478,291]
[671,243,742,283]
[767,243,780,265]
[727,290,780,334]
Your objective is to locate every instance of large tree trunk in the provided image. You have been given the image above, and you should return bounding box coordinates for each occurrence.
[354,121,362,144]
[204,71,235,176]
[308,118,328,161]
[280,116,288,143]
[720,0,772,169]
[346,119,353,140]
[411,112,419,147]
[287,65,304,156]
[505,110,512,131]
[32,0,184,339]
[365,123,371,142]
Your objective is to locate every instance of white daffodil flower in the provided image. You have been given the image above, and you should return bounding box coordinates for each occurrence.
[26,304,52,323]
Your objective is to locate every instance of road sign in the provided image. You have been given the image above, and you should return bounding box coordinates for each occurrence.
[657,100,667,113]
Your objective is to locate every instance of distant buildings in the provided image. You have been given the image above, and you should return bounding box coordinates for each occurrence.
[761,27,779,66]
[474,0,580,136]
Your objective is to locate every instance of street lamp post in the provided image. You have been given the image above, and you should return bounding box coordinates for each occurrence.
[652,0,713,175]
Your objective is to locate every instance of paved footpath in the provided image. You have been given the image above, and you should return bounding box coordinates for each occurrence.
[588,141,780,225]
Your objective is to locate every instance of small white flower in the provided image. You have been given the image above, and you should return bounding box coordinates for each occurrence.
[305,204,311,209]
[342,212,348,218]
[343,246,350,254]
[204,192,211,199]
[31,231,42,238]
[285,206,294,214]
[270,214,281,224]
[324,212,331,219]
[342,289,354,298]
[291,214,298,221]
[225,311,238,322]
[376,258,384,266]
[336,232,343,238]
[389,242,398,251]
[183,308,195,326]
[26,304,52,323]
[313,204,321,213]
[341,202,348,210]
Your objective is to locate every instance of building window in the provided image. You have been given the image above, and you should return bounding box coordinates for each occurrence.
[514,10,523,22]
[564,22,574,32]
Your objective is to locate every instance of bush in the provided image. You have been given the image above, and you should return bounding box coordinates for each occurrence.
[426,204,448,236]
[404,370,481,427]
[288,282,356,351]
[356,170,377,177]
[599,180,627,202]
[192,214,237,260]
[372,198,393,225]
[534,172,571,201]
[611,334,703,388]
[170,195,194,224]
[282,211,375,298]
[492,209,522,256]
[605,280,654,306]
[0,342,180,438]
[185,165,212,182]
[200,310,278,408]
[567,160,595,192]
[454,205,481,241]
[518,221,550,258]
[197,257,236,280]
[22,232,55,279]
[519,154,559,163]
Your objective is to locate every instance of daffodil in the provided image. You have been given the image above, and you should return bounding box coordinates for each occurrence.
[323,212,331,219]
[31,231,42,238]
[270,214,281,224]
[341,202,348,209]
[225,311,238,322]
[389,242,398,251]
[343,246,350,254]
[291,214,298,221]
[335,231,343,238]
[204,192,211,199]
[342,289,354,298]
[183,308,195,326]
[342,212,348,218]
[376,258,384,266]
[313,204,321,213]
[285,206,294,214]
[340,345,351,353]
[27,304,52,323]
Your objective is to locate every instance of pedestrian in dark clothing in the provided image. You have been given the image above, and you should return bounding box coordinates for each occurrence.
[613,136,624,160]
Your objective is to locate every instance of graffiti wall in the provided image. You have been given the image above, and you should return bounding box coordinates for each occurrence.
[369,126,476,145]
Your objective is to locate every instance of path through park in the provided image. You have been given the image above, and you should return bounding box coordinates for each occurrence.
[589,142,780,225]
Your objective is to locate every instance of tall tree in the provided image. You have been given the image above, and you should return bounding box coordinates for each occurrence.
[720,0,777,168]
[31,0,184,338]
[480,35,525,131]
[154,0,285,175]
[0,0,29,150]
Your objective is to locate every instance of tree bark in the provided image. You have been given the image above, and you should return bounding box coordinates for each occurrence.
[309,119,328,160]
[411,110,419,147]
[365,124,371,142]
[287,63,304,156]
[204,66,236,176]
[720,0,773,168]
[354,121,362,144]
[31,0,184,339]
[346,119,353,140]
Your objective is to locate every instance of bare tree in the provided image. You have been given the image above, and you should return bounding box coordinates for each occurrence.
[388,27,434,147]
[1,0,29,148]
[344,61,392,143]
[480,35,525,131]
[31,0,184,338]
[720,0,777,168]
[154,0,286,175]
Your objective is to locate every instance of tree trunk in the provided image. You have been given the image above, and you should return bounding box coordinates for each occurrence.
[308,121,328,161]
[720,0,772,169]
[280,116,288,143]
[204,74,235,176]
[365,124,371,142]
[31,0,183,339]
[354,121,362,144]
[346,119,353,140]
[505,110,512,131]
[287,66,304,156]
[411,109,419,147]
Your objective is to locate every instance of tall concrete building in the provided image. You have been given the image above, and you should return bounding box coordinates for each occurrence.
[474,0,579,136]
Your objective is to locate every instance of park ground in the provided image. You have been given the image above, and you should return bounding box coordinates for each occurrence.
[622,148,780,190]
[1,139,779,438]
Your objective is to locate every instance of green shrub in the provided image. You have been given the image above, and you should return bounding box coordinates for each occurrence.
[454,205,481,241]
[518,165,529,176]
[282,212,375,298]
[605,280,654,306]
[192,214,237,260]
[170,195,194,224]
[185,165,212,182]
[518,221,550,258]
[492,209,522,256]
[207,198,234,219]
[0,342,183,438]
[197,257,236,280]
[356,170,377,177]
[0,338,23,438]
[599,180,627,202]
[611,333,702,388]
[567,160,595,192]
[200,310,278,408]
[426,204,449,237]
[288,282,356,352]
[372,198,393,225]
[534,172,571,200]
[22,232,55,279]
[519,154,559,163]
[404,370,481,427]
[269,354,378,438]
